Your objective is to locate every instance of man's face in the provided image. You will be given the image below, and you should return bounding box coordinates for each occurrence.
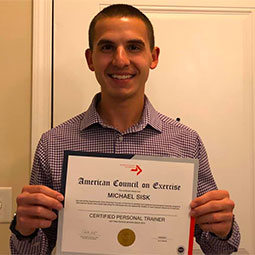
[85,17,159,101]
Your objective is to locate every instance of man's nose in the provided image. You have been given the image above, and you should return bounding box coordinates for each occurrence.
[112,47,130,68]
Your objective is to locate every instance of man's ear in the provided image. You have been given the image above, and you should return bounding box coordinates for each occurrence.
[150,47,160,70]
[85,48,95,71]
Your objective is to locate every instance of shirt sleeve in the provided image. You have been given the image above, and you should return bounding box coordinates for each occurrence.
[10,134,57,255]
[194,135,241,254]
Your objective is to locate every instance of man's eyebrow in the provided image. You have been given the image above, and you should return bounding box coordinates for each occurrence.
[97,39,114,46]
[127,39,145,47]
[96,39,146,47]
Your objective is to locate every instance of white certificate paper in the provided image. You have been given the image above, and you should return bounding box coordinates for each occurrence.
[56,151,198,255]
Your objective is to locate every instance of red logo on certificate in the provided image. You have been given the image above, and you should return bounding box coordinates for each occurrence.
[131,165,142,175]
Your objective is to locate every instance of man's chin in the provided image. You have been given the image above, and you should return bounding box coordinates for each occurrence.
[102,90,139,101]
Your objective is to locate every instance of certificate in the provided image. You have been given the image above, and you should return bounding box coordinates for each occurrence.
[56,151,198,255]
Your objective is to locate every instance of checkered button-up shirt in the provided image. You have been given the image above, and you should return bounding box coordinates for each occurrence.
[10,94,240,254]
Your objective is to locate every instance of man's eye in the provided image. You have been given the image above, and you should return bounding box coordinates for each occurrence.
[101,45,114,51]
[128,45,141,51]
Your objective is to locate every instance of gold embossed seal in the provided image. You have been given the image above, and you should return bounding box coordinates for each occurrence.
[117,228,136,247]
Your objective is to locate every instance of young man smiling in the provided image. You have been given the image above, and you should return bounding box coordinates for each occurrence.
[10,4,240,254]
[85,15,159,132]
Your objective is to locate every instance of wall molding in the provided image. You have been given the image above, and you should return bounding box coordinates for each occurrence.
[31,0,52,159]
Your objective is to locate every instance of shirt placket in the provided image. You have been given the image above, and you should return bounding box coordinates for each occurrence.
[114,132,125,154]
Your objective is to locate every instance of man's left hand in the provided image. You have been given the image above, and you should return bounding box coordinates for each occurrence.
[190,190,234,239]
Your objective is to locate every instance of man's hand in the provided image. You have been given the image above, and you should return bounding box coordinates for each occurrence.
[190,190,234,239]
[15,185,64,236]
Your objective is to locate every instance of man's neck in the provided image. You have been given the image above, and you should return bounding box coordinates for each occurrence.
[96,94,145,133]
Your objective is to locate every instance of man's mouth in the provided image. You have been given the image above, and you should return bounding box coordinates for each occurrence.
[109,74,135,80]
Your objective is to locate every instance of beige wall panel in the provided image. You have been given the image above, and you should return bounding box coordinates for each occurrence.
[0,0,32,254]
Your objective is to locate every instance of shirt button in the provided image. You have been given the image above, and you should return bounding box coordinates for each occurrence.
[118,135,124,142]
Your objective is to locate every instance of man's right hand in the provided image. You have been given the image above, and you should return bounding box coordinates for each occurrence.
[15,185,64,236]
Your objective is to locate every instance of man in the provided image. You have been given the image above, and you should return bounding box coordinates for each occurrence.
[10,4,240,254]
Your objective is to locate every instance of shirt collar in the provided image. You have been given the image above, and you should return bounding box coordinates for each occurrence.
[80,93,163,133]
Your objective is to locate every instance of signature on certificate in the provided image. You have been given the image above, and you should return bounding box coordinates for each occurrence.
[80,229,101,240]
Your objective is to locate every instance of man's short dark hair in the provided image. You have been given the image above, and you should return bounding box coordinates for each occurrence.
[88,4,155,51]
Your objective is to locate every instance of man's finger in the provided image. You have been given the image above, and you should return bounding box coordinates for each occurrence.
[17,216,53,230]
[199,221,232,238]
[194,211,233,225]
[17,192,63,211]
[17,205,58,221]
[190,190,230,208]
[21,185,64,201]
[190,198,234,217]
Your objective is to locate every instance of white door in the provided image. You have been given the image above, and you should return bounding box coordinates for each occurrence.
[33,0,255,253]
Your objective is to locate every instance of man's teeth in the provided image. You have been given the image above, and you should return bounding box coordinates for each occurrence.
[111,74,133,80]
